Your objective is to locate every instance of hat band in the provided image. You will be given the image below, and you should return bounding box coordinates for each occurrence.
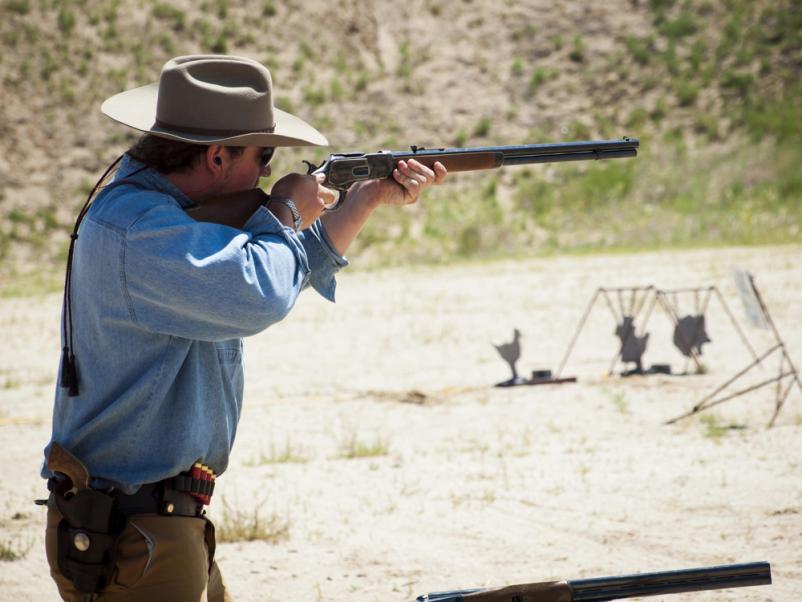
[154,119,277,137]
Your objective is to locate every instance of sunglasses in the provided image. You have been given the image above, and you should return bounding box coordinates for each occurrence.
[259,147,276,168]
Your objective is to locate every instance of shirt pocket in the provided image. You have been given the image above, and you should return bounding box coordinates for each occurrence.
[214,339,244,403]
[215,338,242,364]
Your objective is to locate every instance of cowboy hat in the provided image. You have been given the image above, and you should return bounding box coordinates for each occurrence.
[101,54,328,147]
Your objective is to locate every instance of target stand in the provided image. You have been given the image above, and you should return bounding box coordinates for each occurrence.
[555,286,658,379]
[555,281,764,380]
[667,271,802,427]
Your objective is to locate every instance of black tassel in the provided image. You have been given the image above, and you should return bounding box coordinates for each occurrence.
[60,346,80,396]
[57,154,126,400]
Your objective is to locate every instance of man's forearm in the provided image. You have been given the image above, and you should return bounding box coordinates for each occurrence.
[318,183,380,255]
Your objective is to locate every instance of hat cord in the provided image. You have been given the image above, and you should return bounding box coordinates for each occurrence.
[60,154,126,396]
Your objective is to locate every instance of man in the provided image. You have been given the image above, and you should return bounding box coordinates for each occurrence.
[41,54,446,601]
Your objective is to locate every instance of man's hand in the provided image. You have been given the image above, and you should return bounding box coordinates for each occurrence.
[270,173,337,230]
[317,158,447,255]
[351,158,448,209]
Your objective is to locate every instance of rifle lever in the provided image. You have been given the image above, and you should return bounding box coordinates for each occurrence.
[324,189,348,213]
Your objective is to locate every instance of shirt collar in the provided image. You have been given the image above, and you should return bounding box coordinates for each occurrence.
[115,154,195,209]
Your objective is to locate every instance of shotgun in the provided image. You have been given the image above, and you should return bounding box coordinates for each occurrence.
[186,138,639,228]
[415,561,771,601]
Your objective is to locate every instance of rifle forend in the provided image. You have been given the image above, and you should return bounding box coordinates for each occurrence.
[416,561,771,602]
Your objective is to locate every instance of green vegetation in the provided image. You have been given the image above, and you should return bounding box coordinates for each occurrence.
[472,117,491,138]
[606,389,630,415]
[3,0,29,15]
[569,35,585,63]
[261,1,276,17]
[527,67,550,95]
[0,0,800,295]
[625,35,653,65]
[350,123,802,267]
[700,414,745,441]
[247,439,310,465]
[214,498,290,543]
[338,432,390,459]
[0,536,32,561]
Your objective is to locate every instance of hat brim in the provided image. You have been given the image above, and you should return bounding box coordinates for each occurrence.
[101,83,328,147]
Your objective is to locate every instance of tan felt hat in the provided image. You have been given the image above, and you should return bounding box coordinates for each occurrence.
[101,54,328,147]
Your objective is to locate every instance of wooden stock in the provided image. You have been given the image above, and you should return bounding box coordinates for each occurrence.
[184,188,269,229]
[462,581,572,602]
[184,152,501,229]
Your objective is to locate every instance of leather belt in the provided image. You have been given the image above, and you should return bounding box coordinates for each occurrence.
[47,467,214,518]
[113,482,204,517]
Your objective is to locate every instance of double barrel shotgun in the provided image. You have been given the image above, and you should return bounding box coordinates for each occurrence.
[415,561,772,602]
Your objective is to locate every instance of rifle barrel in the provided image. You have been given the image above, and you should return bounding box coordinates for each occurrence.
[569,561,771,601]
[389,138,638,173]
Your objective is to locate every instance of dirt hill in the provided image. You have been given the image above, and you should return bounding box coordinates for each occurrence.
[0,0,800,292]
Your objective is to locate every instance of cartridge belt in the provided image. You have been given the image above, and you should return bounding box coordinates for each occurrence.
[114,464,216,517]
[112,482,202,517]
[46,463,216,518]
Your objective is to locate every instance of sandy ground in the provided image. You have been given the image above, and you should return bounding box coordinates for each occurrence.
[0,245,800,601]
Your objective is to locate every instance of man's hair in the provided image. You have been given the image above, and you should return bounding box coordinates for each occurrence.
[127,134,244,174]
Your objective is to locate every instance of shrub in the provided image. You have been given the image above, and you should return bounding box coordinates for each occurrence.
[527,67,549,95]
[674,80,699,106]
[650,97,668,123]
[211,34,227,54]
[261,1,276,17]
[3,0,30,15]
[569,35,585,63]
[274,96,295,114]
[473,117,491,138]
[215,498,289,543]
[688,39,706,73]
[659,10,699,39]
[57,9,76,33]
[694,113,720,140]
[626,107,649,129]
[625,36,652,65]
[721,71,754,98]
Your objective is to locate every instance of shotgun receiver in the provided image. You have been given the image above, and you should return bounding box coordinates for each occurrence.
[415,561,771,601]
[186,138,639,228]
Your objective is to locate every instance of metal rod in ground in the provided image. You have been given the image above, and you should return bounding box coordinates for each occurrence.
[665,344,782,424]
[554,289,600,379]
[712,286,761,364]
[769,366,799,427]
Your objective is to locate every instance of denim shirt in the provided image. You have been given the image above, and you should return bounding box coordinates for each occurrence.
[42,155,348,493]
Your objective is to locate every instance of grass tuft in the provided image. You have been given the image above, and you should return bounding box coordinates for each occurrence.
[247,439,309,465]
[0,536,32,561]
[214,497,290,543]
[338,432,390,459]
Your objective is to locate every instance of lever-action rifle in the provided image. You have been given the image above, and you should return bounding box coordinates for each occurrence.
[186,138,639,229]
[415,561,771,601]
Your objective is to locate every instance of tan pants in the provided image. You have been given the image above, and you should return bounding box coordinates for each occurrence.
[46,504,232,601]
